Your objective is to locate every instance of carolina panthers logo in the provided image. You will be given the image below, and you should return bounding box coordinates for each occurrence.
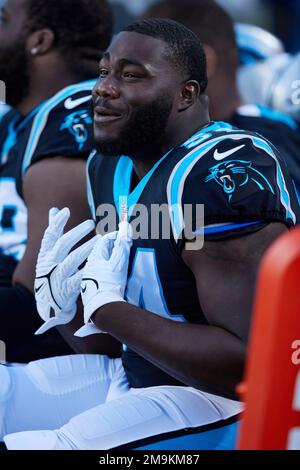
[60,110,92,150]
[205,160,275,202]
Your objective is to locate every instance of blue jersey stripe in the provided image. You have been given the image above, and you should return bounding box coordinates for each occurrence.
[252,136,296,224]
[194,221,262,236]
[168,141,216,240]
[113,149,174,221]
[113,156,133,219]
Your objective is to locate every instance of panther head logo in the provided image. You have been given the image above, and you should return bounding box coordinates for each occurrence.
[60,110,92,150]
[205,160,275,202]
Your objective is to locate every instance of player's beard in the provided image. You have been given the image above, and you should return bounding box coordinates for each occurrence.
[94,93,173,158]
[0,36,30,108]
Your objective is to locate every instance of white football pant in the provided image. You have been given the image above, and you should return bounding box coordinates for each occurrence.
[0,354,243,450]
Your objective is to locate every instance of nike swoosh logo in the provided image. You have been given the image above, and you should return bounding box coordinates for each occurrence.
[64,96,91,110]
[35,284,44,294]
[81,278,99,293]
[35,265,62,310]
[213,144,245,161]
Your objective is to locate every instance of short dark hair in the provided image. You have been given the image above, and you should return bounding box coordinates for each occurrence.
[26,0,113,79]
[142,0,238,74]
[122,18,208,94]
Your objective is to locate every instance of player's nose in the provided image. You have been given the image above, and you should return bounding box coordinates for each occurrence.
[92,75,120,101]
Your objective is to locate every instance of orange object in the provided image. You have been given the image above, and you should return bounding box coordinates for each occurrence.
[238,227,300,450]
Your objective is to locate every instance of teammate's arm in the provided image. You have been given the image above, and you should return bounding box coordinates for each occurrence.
[13,157,89,292]
[13,157,121,357]
[92,223,286,398]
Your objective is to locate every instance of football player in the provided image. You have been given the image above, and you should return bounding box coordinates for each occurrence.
[1,19,299,450]
[142,0,300,198]
[0,0,113,362]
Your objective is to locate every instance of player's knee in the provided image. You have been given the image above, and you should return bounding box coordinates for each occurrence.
[4,429,74,450]
[23,355,107,396]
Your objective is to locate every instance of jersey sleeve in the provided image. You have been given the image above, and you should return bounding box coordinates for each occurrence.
[21,80,96,176]
[167,131,300,245]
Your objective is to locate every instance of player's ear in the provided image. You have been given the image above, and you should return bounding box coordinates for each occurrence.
[26,29,56,56]
[178,80,200,112]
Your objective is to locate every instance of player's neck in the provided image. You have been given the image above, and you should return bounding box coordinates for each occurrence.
[16,69,84,116]
[208,83,244,122]
[132,113,211,182]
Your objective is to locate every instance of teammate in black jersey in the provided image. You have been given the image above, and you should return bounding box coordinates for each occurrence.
[0,0,113,362]
[143,0,300,196]
[1,19,299,450]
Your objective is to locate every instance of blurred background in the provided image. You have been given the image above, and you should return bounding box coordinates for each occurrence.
[109,0,300,52]
[0,0,299,51]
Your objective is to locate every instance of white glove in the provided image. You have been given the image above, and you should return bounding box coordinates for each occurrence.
[35,207,97,335]
[75,221,132,337]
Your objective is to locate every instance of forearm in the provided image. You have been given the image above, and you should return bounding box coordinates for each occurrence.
[13,248,39,292]
[94,302,246,399]
[58,301,122,357]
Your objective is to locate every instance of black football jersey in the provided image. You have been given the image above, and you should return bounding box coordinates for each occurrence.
[0,80,95,284]
[0,106,25,283]
[87,121,300,388]
[230,104,300,193]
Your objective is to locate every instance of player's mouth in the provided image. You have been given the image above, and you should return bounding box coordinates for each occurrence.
[220,174,235,192]
[94,106,124,124]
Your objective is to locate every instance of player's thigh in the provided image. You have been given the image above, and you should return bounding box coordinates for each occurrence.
[0,354,123,438]
[56,385,243,449]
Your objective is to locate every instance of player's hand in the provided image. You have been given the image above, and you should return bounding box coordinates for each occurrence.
[34,207,97,335]
[75,221,132,337]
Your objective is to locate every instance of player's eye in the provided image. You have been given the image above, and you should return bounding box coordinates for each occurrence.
[122,70,143,80]
[99,69,109,79]
[123,72,136,78]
